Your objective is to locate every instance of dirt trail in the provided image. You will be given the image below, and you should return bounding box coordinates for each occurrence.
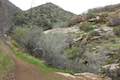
[0,39,46,80]
[14,58,45,80]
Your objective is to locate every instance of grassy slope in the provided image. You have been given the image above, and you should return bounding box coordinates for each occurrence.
[0,41,14,80]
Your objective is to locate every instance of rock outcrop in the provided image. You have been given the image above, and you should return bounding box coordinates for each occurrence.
[56,72,111,80]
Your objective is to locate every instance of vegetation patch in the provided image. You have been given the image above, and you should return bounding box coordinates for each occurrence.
[79,22,96,32]
[0,46,14,79]
[11,40,74,74]
[65,47,80,60]
[113,26,120,37]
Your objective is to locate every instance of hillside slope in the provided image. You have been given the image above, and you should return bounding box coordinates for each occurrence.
[0,0,20,34]
[2,1,120,80]
[88,3,120,13]
[13,2,75,30]
[11,3,120,79]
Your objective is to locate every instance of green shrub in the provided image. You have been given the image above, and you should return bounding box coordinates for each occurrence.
[86,12,97,19]
[13,26,43,53]
[113,26,120,37]
[13,3,74,30]
[13,12,30,26]
[107,49,120,64]
[65,47,79,60]
[38,32,69,67]
[79,22,96,32]
[0,51,14,79]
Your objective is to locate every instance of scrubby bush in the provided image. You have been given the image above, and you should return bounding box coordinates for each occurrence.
[96,13,108,24]
[37,32,70,67]
[13,12,30,26]
[113,26,120,37]
[79,22,96,32]
[65,47,80,60]
[86,12,97,19]
[13,26,43,54]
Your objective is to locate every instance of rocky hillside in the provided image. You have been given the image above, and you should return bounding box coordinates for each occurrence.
[88,3,120,13]
[5,0,20,16]
[7,1,120,80]
[13,2,75,30]
[0,0,20,34]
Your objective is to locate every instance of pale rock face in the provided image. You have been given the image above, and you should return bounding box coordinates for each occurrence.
[56,72,111,80]
[44,26,79,34]
[75,72,111,80]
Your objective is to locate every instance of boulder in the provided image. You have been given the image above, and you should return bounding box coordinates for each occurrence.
[109,18,120,26]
